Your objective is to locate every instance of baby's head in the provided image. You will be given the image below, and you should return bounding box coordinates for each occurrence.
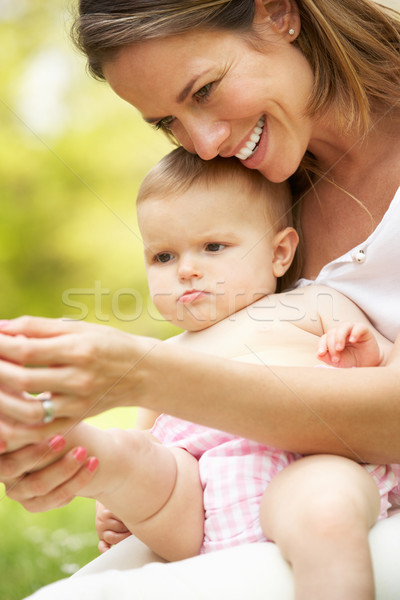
[137,148,298,331]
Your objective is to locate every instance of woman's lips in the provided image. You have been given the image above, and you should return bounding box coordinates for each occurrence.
[178,290,208,304]
[237,116,268,170]
[234,116,265,160]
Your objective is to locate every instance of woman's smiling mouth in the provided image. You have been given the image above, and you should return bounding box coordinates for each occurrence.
[235,116,265,160]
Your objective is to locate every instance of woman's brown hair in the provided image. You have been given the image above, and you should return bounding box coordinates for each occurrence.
[72,0,400,132]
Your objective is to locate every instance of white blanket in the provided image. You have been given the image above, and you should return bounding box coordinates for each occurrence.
[25,511,400,599]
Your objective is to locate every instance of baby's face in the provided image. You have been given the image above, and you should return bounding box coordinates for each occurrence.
[138,179,280,331]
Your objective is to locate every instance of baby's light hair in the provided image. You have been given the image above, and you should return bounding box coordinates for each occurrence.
[138,148,293,233]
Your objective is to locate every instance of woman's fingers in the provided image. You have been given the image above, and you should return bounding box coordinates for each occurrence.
[0,316,90,339]
[0,370,102,425]
[0,389,45,424]
[0,332,84,367]
[0,359,75,396]
[0,438,62,479]
[0,321,159,422]
[0,416,75,452]
[5,447,98,512]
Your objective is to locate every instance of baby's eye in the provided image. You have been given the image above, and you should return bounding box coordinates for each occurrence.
[194,82,213,102]
[153,115,176,131]
[154,252,174,263]
[205,243,226,252]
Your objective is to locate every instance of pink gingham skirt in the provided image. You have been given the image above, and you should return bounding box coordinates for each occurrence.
[151,415,400,553]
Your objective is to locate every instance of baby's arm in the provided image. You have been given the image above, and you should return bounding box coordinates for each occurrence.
[317,321,383,368]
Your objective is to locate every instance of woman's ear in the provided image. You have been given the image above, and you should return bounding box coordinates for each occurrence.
[253,0,300,40]
[271,227,299,278]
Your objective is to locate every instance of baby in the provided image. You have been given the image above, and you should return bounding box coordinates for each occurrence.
[92,148,398,600]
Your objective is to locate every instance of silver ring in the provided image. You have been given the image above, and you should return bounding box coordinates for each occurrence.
[41,393,55,424]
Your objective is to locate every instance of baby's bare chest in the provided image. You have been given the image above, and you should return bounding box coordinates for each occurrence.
[178,296,323,367]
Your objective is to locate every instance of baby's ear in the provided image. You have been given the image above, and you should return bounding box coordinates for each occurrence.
[272,227,299,277]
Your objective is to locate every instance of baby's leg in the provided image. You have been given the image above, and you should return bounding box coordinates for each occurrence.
[260,454,381,600]
[69,425,205,561]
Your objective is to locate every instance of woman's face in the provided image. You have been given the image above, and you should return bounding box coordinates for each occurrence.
[103,24,314,182]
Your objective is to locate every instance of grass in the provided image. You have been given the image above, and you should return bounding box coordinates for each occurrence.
[0,408,137,600]
[0,493,98,600]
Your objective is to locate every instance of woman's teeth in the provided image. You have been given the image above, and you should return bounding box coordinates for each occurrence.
[235,117,265,160]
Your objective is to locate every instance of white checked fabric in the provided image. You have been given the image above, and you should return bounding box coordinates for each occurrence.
[151,415,400,553]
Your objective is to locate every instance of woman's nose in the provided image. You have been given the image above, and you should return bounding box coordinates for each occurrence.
[181,118,230,161]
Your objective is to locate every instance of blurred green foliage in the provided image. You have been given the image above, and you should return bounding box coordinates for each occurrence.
[0,1,179,598]
[0,493,98,599]
[0,0,178,339]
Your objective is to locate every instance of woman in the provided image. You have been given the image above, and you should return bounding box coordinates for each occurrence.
[0,0,400,597]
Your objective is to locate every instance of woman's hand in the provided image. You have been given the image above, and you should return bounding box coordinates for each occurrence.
[2,444,98,512]
[0,317,160,425]
[95,501,132,553]
[0,413,80,453]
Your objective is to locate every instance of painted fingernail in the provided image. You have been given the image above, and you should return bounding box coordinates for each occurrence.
[87,457,99,473]
[73,447,88,462]
[49,435,66,452]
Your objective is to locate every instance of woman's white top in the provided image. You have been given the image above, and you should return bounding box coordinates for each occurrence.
[296,186,400,342]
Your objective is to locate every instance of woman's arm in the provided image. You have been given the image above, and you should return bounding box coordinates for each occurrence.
[136,336,400,464]
[136,408,162,430]
[0,317,399,463]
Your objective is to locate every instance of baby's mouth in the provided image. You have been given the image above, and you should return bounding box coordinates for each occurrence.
[178,290,208,304]
[235,116,265,160]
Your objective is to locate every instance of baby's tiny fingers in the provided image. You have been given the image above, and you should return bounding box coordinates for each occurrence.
[103,530,132,546]
[348,322,369,343]
[104,518,130,534]
[324,330,342,360]
[98,540,111,554]
[317,335,328,356]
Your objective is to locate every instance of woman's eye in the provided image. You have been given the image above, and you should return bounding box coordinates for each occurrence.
[194,82,213,102]
[154,252,174,263]
[153,115,175,131]
[205,243,225,252]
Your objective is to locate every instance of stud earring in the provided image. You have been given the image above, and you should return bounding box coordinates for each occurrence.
[288,28,295,36]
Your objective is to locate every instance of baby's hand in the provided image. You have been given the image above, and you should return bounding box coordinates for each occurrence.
[95,501,132,553]
[317,322,381,368]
